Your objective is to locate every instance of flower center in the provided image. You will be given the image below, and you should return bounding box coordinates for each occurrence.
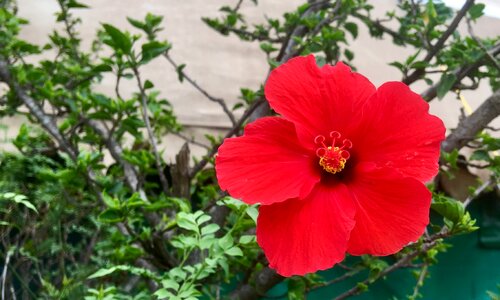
[314,131,352,174]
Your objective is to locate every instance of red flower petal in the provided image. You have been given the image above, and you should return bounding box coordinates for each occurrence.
[352,82,445,182]
[215,117,319,205]
[346,163,431,256]
[265,55,376,146]
[257,183,356,276]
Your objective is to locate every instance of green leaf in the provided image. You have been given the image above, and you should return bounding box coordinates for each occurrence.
[344,22,358,38]
[260,42,277,54]
[169,267,187,280]
[176,64,186,82]
[177,212,198,232]
[98,208,124,223]
[225,246,243,256]
[201,224,219,236]
[92,64,112,73]
[426,0,437,20]
[470,150,490,161]
[141,41,171,63]
[154,289,173,299]
[2,192,16,199]
[288,277,306,300]
[15,196,37,212]
[144,80,154,90]
[315,55,326,67]
[432,195,464,223]
[239,235,255,244]
[246,206,258,223]
[196,214,211,225]
[267,58,280,69]
[389,61,405,72]
[436,73,457,99]
[442,149,459,169]
[344,49,354,61]
[161,279,180,291]
[199,236,217,249]
[101,191,119,208]
[102,23,132,54]
[1,193,38,213]
[145,13,164,29]
[127,17,146,30]
[468,3,485,20]
[88,266,118,279]
[67,0,89,8]
[218,234,234,250]
[411,60,429,69]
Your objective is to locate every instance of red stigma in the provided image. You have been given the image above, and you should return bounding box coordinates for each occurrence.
[314,131,352,174]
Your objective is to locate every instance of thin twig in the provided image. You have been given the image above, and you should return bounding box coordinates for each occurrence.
[115,70,123,100]
[463,178,495,208]
[56,0,82,63]
[131,65,170,195]
[84,118,141,192]
[308,267,363,293]
[421,42,500,101]
[334,231,449,300]
[164,53,237,126]
[172,131,210,150]
[403,0,476,85]
[466,18,500,72]
[410,264,429,299]
[233,0,244,11]
[1,249,12,300]
[277,0,333,63]
[291,0,344,57]
[409,0,430,49]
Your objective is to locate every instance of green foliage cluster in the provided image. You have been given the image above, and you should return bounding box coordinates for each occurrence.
[0,0,498,299]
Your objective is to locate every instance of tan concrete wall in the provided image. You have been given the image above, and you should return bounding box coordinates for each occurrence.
[1,0,499,160]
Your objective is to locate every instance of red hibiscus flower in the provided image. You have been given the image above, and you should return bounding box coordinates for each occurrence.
[215,55,445,277]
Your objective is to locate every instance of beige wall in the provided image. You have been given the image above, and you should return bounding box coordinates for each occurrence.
[1,0,499,160]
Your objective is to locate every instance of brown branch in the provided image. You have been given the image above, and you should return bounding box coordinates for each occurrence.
[308,266,363,293]
[466,18,500,72]
[131,65,170,195]
[292,0,344,58]
[233,0,244,11]
[0,58,78,160]
[463,178,496,208]
[403,0,476,85]
[84,118,141,191]
[421,42,500,101]
[229,267,284,300]
[333,231,449,300]
[164,53,237,127]
[442,89,500,152]
[1,249,12,300]
[276,0,333,63]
